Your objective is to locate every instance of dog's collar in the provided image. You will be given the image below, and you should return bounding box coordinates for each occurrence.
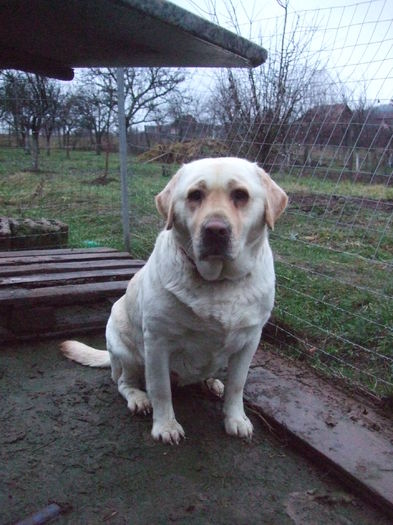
[179,247,197,270]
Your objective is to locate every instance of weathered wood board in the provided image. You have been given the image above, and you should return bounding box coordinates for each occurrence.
[0,248,144,342]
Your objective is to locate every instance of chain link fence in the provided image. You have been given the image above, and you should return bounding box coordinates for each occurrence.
[0,0,392,399]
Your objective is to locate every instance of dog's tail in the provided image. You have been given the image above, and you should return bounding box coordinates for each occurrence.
[60,340,111,368]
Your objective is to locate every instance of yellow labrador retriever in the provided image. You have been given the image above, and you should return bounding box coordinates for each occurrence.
[61,157,287,444]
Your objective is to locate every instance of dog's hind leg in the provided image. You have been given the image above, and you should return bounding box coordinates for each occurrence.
[109,353,122,383]
[106,319,151,416]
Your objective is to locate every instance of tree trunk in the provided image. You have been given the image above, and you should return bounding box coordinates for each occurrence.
[95,132,102,155]
[46,134,51,156]
[65,132,71,159]
[22,131,30,154]
[31,131,40,171]
[103,135,110,180]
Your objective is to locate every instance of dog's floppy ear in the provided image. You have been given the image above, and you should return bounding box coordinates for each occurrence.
[155,167,183,230]
[256,166,288,229]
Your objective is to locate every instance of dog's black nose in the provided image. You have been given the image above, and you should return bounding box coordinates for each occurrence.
[201,218,231,258]
[204,219,231,240]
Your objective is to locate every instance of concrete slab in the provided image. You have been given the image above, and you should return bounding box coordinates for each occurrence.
[246,349,393,519]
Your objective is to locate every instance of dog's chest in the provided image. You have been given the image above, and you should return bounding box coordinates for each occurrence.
[163,293,266,385]
[165,273,272,332]
[170,326,247,385]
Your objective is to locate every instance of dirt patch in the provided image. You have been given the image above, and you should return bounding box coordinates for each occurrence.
[84,176,117,186]
[288,192,393,214]
[298,169,392,186]
[1,336,391,525]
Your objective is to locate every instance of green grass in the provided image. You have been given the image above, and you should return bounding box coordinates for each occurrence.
[0,146,392,397]
[269,172,392,395]
[0,147,170,255]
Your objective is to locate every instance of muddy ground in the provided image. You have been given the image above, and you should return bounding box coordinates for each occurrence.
[288,192,393,214]
[1,335,391,525]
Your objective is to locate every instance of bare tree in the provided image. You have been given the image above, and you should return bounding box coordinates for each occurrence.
[25,74,57,171]
[0,71,31,150]
[76,67,186,153]
[57,91,84,158]
[154,89,209,143]
[90,67,187,133]
[208,0,327,170]
[42,81,62,156]
[76,70,117,155]
[0,71,62,170]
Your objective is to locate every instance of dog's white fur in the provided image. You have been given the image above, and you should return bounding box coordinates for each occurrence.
[61,157,287,444]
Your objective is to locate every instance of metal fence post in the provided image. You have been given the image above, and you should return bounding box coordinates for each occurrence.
[116,67,131,253]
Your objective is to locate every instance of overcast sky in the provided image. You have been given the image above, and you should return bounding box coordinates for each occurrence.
[171,0,393,104]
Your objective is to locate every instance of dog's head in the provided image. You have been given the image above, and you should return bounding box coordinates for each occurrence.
[156,157,288,281]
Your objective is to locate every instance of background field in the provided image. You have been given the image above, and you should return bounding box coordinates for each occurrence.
[1,146,392,398]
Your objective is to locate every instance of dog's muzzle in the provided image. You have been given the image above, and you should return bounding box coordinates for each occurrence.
[199,217,232,260]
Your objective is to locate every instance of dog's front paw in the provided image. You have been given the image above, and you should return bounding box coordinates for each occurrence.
[151,419,185,445]
[224,413,253,440]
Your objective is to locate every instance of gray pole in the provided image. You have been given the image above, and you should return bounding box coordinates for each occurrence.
[116,67,131,253]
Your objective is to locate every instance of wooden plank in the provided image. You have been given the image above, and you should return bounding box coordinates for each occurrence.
[0,251,133,266]
[0,323,106,343]
[0,300,112,343]
[0,280,130,306]
[0,247,118,258]
[53,304,110,332]
[0,325,15,343]
[6,302,110,336]
[0,267,139,288]
[0,259,144,277]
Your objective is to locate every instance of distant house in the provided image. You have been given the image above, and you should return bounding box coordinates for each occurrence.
[144,114,223,142]
[290,103,353,147]
[290,102,393,151]
[370,103,393,127]
[355,103,393,149]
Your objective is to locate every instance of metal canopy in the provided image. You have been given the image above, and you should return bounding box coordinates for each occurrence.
[0,0,267,80]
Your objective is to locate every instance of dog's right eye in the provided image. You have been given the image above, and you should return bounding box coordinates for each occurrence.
[187,190,204,202]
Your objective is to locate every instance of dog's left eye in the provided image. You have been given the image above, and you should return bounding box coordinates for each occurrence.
[231,189,249,205]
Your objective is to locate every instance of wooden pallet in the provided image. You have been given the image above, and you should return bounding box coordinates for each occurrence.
[0,248,145,343]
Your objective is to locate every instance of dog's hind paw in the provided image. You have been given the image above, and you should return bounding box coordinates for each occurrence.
[151,419,185,445]
[127,391,152,415]
[205,378,225,397]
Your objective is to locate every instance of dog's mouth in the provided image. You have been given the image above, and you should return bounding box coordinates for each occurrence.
[199,248,233,261]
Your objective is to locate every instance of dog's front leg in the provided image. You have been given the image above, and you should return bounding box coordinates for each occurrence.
[144,337,185,445]
[223,338,259,440]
